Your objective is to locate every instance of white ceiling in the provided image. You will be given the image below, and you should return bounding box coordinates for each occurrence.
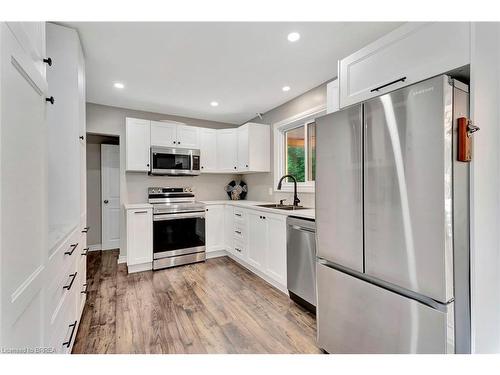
[63,22,402,124]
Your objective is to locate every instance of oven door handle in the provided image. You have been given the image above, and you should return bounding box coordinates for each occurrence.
[153,212,205,221]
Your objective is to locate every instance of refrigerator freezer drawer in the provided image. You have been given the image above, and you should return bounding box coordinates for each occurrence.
[317,263,454,354]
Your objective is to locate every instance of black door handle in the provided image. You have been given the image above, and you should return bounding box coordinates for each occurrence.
[46,96,55,104]
[43,57,52,66]
[82,226,90,233]
[81,248,89,256]
[63,321,77,348]
[65,243,78,256]
[104,200,109,204]
[370,77,406,92]
[63,272,77,290]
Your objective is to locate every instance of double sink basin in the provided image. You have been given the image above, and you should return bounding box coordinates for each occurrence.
[257,204,309,211]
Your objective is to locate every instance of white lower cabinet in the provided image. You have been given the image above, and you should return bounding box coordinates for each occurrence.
[265,214,287,286]
[205,204,288,291]
[247,211,268,269]
[205,205,226,253]
[126,207,153,273]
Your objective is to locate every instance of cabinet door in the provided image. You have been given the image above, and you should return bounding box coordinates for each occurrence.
[200,128,217,172]
[339,22,470,108]
[247,211,267,269]
[224,205,234,252]
[216,129,238,172]
[126,209,153,266]
[1,22,47,349]
[205,205,225,252]
[126,118,151,171]
[237,125,249,171]
[150,120,176,147]
[176,125,200,149]
[265,214,287,286]
[326,79,339,114]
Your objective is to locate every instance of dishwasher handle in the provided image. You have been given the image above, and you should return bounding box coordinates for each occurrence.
[290,224,316,234]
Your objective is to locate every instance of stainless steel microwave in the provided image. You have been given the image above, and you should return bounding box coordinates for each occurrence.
[150,146,201,176]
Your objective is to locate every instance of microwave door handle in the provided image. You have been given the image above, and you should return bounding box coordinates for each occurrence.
[190,153,194,173]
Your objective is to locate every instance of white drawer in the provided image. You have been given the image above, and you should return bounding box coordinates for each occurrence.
[232,239,246,260]
[233,223,245,240]
[46,249,79,325]
[233,208,246,221]
[48,292,78,353]
[47,228,82,288]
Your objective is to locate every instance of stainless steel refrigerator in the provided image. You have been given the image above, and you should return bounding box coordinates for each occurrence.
[315,75,471,354]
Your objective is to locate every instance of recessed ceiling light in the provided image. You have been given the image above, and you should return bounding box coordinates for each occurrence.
[282,86,291,92]
[210,101,219,107]
[113,82,125,89]
[287,32,300,42]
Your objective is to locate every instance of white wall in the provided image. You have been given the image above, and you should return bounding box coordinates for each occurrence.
[469,22,500,353]
[86,103,238,260]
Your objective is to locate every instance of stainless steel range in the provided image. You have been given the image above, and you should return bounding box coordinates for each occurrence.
[149,187,206,270]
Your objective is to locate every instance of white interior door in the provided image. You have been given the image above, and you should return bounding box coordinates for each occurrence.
[101,144,120,250]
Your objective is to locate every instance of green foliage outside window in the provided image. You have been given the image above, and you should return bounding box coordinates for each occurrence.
[286,145,305,182]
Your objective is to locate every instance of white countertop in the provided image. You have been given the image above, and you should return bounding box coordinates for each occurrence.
[201,200,315,220]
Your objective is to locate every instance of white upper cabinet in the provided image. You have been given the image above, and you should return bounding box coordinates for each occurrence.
[150,121,200,149]
[326,78,340,114]
[126,118,151,172]
[216,128,238,172]
[237,122,270,173]
[126,118,269,174]
[339,22,470,108]
[177,124,200,148]
[150,120,176,147]
[200,128,217,172]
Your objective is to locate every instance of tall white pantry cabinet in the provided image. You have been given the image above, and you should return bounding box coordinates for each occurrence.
[0,22,87,353]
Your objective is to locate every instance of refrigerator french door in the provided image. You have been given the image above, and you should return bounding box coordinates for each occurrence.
[315,75,470,354]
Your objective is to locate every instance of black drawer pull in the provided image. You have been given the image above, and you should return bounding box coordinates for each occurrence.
[235,247,242,252]
[63,272,77,290]
[65,243,78,256]
[370,77,406,92]
[82,226,90,233]
[43,57,52,66]
[45,96,55,104]
[81,248,89,256]
[235,213,242,217]
[63,321,77,348]
[81,283,88,294]
[235,230,242,234]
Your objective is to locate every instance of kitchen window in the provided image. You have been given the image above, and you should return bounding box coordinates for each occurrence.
[274,106,325,193]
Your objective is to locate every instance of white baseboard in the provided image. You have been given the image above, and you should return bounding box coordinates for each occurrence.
[206,249,228,259]
[88,244,102,251]
[117,255,127,264]
[127,262,152,273]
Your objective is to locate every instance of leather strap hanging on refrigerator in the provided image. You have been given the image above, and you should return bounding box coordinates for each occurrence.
[458,117,480,162]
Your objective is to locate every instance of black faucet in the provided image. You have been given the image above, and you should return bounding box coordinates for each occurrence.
[277,174,300,207]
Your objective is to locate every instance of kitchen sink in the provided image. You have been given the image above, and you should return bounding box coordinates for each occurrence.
[256,204,309,211]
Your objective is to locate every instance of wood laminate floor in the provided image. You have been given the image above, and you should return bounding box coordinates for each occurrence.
[72,250,321,354]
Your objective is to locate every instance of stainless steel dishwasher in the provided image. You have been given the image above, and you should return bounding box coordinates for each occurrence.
[287,216,316,312]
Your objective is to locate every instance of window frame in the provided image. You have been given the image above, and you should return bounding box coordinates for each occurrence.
[273,105,326,193]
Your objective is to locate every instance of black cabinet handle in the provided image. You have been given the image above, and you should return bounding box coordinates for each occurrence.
[235,213,242,217]
[246,164,248,168]
[234,166,237,169]
[82,227,90,233]
[63,321,77,348]
[173,141,176,144]
[235,247,242,252]
[147,164,150,167]
[63,272,77,290]
[235,230,242,234]
[79,136,84,140]
[65,243,78,256]
[178,142,181,145]
[43,57,52,66]
[45,96,55,104]
[81,248,89,256]
[370,77,406,92]
[81,283,88,294]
